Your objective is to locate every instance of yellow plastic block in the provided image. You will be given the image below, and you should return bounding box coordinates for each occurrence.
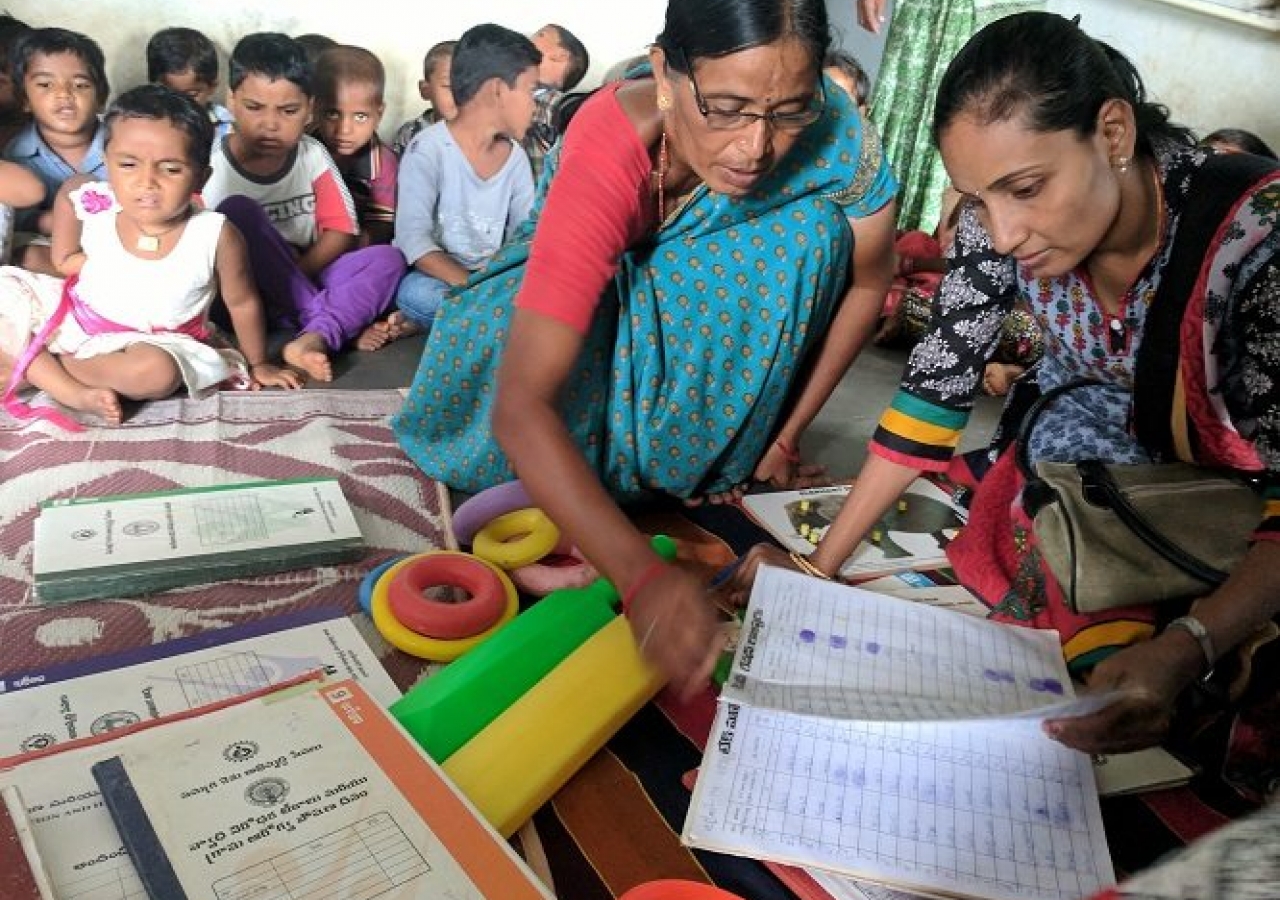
[442,616,664,837]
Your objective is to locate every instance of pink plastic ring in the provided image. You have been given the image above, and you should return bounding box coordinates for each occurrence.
[451,480,533,546]
[509,546,598,597]
[387,552,510,640]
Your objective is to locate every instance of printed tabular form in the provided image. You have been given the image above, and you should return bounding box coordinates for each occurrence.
[684,567,1115,900]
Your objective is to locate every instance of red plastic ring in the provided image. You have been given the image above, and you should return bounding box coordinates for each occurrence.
[387,552,509,640]
[618,881,746,900]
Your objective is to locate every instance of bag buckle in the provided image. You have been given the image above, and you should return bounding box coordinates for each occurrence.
[1076,460,1117,508]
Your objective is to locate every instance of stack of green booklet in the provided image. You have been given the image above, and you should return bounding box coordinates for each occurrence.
[32,478,364,603]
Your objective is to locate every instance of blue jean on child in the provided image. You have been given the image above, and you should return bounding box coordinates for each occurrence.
[395,270,454,328]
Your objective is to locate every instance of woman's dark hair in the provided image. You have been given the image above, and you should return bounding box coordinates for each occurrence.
[1202,127,1277,161]
[655,0,830,75]
[229,32,311,96]
[104,83,215,170]
[450,24,541,108]
[146,27,220,84]
[11,27,110,106]
[933,12,1194,157]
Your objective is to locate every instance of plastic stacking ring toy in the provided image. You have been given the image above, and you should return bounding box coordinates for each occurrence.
[358,555,406,616]
[387,552,509,639]
[451,480,533,546]
[472,508,560,570]
[618,881,746,900]
[509,545,598,597]
[372,555,518,662]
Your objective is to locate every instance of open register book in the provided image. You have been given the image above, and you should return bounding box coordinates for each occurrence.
[682,567,1116,900]
[740,479,966,580]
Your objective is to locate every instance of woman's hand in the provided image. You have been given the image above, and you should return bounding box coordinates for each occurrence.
[1042,631,1204,754]
[752,441,829,490]
[716,543,803,607]
[857,0,889,33]
[627,565,722,699]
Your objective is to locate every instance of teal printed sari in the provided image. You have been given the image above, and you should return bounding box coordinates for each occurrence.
[393,82,896,500]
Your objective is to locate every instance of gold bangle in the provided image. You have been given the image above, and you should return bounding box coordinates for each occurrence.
[788,551,832,581]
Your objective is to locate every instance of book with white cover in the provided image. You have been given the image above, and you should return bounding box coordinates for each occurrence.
[33,477,363,602]
[92,679,552,900]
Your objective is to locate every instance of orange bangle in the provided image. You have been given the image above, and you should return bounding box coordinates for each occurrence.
[620,559,669,617]
[773,439,801,463]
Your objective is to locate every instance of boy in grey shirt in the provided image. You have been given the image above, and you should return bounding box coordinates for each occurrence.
[385,25,538,337]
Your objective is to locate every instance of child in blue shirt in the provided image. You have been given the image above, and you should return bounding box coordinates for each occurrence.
[2,27,109,274]
[147,27,235,146]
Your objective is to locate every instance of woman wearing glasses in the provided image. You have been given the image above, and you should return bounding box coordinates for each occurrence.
[394,0,897,691]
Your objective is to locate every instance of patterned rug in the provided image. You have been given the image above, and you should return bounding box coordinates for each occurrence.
[0,389,447,688]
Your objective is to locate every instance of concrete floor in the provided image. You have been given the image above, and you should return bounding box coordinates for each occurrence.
[321,336,1004,482]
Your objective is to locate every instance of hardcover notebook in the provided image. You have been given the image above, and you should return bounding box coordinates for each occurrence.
[91,679,551,900]
[33,477,364,603]
[683,566,1116,900]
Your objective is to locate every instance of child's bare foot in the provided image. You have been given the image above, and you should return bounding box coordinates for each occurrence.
[356,319,393,352]
[55,384,123,425]
[356,312,422,352]
[282,332,333,382]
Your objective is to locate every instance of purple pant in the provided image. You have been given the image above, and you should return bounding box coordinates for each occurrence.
[218,196,406,350]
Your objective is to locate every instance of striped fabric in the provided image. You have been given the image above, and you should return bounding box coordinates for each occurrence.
[871,390,970,469]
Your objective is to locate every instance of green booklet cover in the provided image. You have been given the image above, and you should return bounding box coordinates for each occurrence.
[33,478,364,604]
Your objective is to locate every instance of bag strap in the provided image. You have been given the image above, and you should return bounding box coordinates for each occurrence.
[1132,151,1280,461]
[1014,378,1097,482]
[1074,460,1229,586]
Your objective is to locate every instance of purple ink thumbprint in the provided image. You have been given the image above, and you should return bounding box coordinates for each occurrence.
[799,629,817,643]
[1029,677,1065,695]
[864,641,881,654]
[830,635,848,649]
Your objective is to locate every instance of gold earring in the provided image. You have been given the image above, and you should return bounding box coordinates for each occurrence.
[657,94,672,111]
[1114,155,1130,174]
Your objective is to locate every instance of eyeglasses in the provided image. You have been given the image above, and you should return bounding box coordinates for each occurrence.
[683,58,825,132]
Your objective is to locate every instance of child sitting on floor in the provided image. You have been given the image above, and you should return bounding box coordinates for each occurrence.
[385,24,538,338]
[0,85,299,429]
[201,32,404,381]
[312,46,398,248]
[2,27,110,275]
[0,13,33,151]
[146,26,235,145]
[524,23,589,182]
[312,45,408,351]
[390,40,457,156]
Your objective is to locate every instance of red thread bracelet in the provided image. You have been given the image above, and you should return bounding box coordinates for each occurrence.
[773,438,801,463]
[620,559,669,617]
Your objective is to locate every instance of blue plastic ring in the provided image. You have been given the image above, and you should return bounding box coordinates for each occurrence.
[358,555,407,615]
